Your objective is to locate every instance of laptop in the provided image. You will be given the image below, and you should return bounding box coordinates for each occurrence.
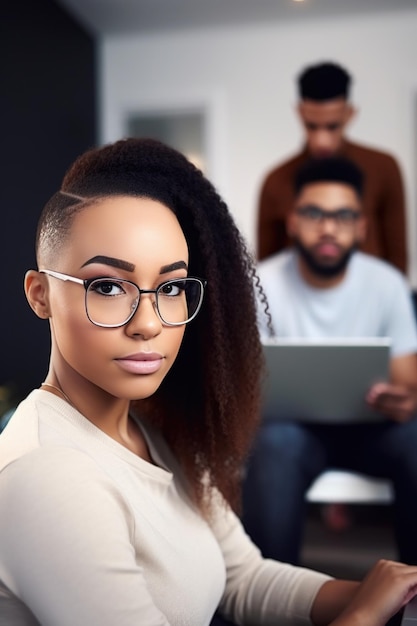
[401,595,417,624]
[261,337,391,423]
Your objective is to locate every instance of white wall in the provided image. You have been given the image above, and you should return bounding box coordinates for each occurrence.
[100,8,417,286]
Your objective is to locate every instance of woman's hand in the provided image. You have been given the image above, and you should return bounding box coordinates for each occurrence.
[328,559,417,626]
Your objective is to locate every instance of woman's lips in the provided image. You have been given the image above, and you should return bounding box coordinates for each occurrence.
[115,352,164,375]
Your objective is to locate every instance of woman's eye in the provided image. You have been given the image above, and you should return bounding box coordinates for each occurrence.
[92,280,125,296]
[160,282,183,297]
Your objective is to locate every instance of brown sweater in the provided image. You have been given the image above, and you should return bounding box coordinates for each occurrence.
[257,140,408,273]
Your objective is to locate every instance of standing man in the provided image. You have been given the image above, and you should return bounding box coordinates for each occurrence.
[257,61,408,273]
[243,156,417,566]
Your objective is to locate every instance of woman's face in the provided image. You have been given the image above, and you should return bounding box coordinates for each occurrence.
[42,196,189,401]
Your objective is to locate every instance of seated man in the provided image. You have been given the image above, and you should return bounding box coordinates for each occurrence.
[242,156,417,566]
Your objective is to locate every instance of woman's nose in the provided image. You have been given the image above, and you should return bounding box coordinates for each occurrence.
[124,294,163,338]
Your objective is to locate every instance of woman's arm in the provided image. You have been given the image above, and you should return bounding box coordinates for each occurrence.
[311,559,417,626]
[310,579,359,626]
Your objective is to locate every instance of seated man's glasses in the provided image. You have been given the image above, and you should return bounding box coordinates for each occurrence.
[39,270,206,327]
[296,205,361,228]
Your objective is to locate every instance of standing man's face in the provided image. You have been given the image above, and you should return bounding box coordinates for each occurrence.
[298,98,355,158]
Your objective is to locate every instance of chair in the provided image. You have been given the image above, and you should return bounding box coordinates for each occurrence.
[306,469,394,505]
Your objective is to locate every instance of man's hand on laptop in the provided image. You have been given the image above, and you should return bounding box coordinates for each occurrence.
[367,382,417,423]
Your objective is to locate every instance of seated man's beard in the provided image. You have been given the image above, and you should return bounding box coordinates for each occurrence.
[293,238,356,278]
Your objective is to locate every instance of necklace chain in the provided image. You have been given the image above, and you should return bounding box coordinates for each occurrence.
[41,382,72,405]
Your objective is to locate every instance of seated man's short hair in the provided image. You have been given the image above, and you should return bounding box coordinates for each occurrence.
[294,157,364,198]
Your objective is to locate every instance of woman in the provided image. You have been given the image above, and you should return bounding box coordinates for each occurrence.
[0,137,416,625]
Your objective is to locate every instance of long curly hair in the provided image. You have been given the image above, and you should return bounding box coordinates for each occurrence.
[36,138,266,513]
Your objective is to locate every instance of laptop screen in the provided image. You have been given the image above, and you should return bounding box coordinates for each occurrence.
[262,337,391,423]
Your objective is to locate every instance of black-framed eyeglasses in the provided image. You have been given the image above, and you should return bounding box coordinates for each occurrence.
[40,269,207,328]
[296,205,361,228]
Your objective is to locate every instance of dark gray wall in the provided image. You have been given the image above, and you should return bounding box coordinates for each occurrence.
[1,0,97,400]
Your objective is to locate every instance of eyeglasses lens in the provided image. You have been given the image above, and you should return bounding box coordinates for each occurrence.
[86,278,203,327]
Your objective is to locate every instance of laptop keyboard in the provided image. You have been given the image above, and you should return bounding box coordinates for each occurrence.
[402,596,417,624]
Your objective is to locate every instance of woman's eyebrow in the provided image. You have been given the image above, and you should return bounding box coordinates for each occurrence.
[160,261,188,274]
[81,256,188,274]
[81,255,135,272]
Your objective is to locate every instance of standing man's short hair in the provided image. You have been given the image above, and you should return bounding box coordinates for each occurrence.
[298,62,352,101]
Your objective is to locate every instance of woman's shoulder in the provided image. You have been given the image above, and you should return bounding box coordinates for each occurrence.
[0,389,117,498]
[0,443,131,538]
[0,390,91,474]
[0,443,105,495]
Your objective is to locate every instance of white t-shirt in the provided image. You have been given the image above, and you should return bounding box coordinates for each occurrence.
[258,250,417,357]
[0,390,330,626]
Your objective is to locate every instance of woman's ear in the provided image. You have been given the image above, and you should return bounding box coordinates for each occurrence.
[24,270,51,319]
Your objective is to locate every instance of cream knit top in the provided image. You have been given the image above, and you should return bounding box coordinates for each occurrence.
[0,390,330,625]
